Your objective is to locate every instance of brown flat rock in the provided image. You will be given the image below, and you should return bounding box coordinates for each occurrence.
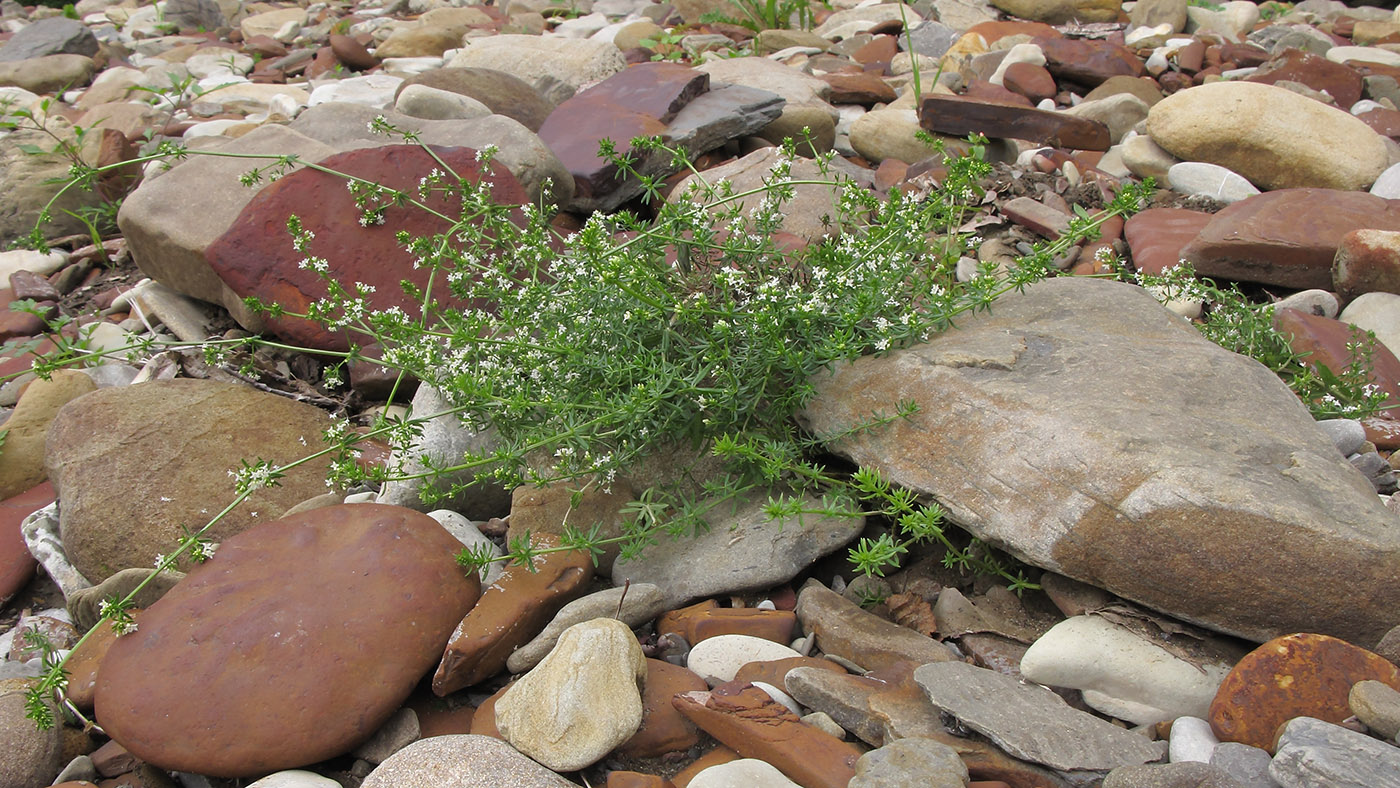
[206,144,528,351]
[657,599,797,645]
[673,682,862,788]
[918,94,1110,151]
[433,533,593,694]
[1123,207,1215,276]
[794,579,956,673]
[1181,189,1400,290]
[95,504,480,777]
[1034,37,1145,88]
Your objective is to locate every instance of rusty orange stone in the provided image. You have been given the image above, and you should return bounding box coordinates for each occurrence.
[733,656,847,689]
[618,659,708,758]
[672,682,863,788]
[656,600,798,645]
[1208,632,1400,751]
[432,533,593,695]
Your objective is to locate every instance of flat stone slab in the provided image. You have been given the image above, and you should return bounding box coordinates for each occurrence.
[914,661,1167,773]
[801,277,1400,645]
[918,94,1110,151]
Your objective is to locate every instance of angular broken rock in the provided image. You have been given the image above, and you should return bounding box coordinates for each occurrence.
[914,661,1167,774]
[918,94,1110,151]
[612,492,862,609]
[672,682,863,788]
[433,533,593,695]
[784,661,1076,788]
[800,277,1400,645]
[793,579,955,672]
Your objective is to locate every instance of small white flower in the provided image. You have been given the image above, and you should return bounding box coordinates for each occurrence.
[154,554,165,567]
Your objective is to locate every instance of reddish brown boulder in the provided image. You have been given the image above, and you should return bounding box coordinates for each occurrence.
[1209,633,1400,752]
[820,72,896,106]
[1358,107,1400,139]
[673,682,863,788]
[433,533,593,695]
[0,480,51,605]
[1180,189,1400,290]
[1334,228,1400,299]
[1034,37,1144,88]
[1123,207,1214,276]
[95,504,480,777]
[657,599,798,645]
[64,616,122,712]
[964,79,1034,108]
[617,659,708,758]
[538,62,708,211]
[1273,307,1400,412]
[206,144,528,351]
[918,94,1110,150]
[1246,49,1364,109]
[1001,62,1057,104]
[328,33,378,70]
[966,20,1062,45]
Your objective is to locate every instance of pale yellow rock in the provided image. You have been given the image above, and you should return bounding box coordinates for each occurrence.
[1146,81,1389,191]
[239,7,306,41]
[0,370,96,500]
[495,618,646,772]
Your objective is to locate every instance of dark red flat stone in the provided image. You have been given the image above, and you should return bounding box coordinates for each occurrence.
[919,94,1110,150]
[1034,37,1144,89]
[205,144,528,351]
[1180,189,1400,290]
[0,481,52,606]
[538,62,709,207]
[1245,49,1363,109]
[1123,207,1215,276]
[1274,307,1400,412]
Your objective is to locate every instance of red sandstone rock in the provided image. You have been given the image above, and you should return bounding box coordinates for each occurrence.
[1001,62,1057,103]
[433,533,594,695]
[618,659,709,758]
[1034,36,1145,88]
[673,682,862,788]
[0,480,51,606]
[657,599,798,645]
[1334,228,1400,299]
[1246,49,1364,109]
[820,72,896,105]
[95,504,480,777]
[918,94,1110,151]
[733,656,847,689]
[1123,207,1214,276]
[1180,189,1400,290]
[1273,307,1400,413]
[1209,633,1400,752]
[206,144,528,351]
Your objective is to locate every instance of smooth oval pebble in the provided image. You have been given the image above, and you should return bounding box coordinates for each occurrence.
[687,634,802,683]
[362,734,577,787]
[1168,716,1218,763]
[247,771,342,788]
[690,758,803,788]
[95,504,481,778]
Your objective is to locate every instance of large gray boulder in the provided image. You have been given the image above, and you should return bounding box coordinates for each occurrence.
[801,277,1400,645]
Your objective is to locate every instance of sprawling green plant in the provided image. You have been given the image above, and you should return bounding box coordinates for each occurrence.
[700,0,824,32]
[1131,262,1391,420]
[13,120,1151,729]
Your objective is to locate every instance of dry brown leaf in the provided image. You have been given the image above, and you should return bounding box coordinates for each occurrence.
[887,592,938,637]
